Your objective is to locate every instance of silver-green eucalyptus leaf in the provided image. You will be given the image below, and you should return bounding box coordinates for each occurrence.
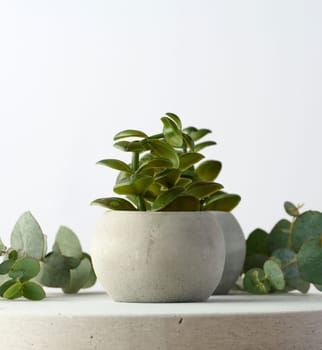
[22,281,46,300]
[63,257,92,294]
[53,226,82,259]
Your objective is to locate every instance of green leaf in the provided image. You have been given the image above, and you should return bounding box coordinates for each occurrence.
[161,116,183,147]
[63,257,92,294]
[182,133,195,151]
[243,254,268,272]
[203,193,241,211]
[137,158,173,173]
[284,201,300,217]
[0,238,5,254]
[91,197,137,211]
[151,187,185,211]
[9,257,41,282]
[298,238,322,284]
[165,112,182,129]
[263,260,285,291]
[0,260,14,274]
[114,174,154,195]
[3,281,22,299]
[39,253,72,288]
[154,169,181,189]
[183,127,212,141]
[196,160,222,181]
[53,226,82,259]
[314,283,322,291]
[243,268,271,294]
[81,253,97,289]
[113,129,148,140]
[194,141,217,152]
[22,281,46,300]
[147,139,180,168]
[160,196,200,211]
[246,228,269,256]
[10,211,45,259]
[185,181,223,200]
[272,248,309,293]
[179,152,204,171]
[176,178,192,188]
[8,249,18,261]
[113,140,146,152]
[267,219,291,254]
[292,211,322,251]
[0,279,16,296]
[97,159,132,173]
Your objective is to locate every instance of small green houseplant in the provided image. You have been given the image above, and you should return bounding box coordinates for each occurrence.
[91,113,245,302]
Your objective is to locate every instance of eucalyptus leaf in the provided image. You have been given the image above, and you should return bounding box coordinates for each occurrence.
[9,257,40,282]
[263,260,285,291]
[267,219,291,254]
[53,226,82,259]
[151,187,185,211]
[179,152,204,171]
[185,181,223,200]
[91,197,137,211]
[284,201,300,217]
[10,211,45,259]
[22,281,46,300]
[114,174,154,195]
[3,281,23,299]
[246,228,269,256]
[292,211,322,251]
[203,193,241,211]
[81,253,97,289]
[0,279,16,297]
[39,253,71,288]
[63,257,92,294]
[243,268,271,294]
[161,116,183,147]
[243,253,268,272]
[196,160,222,181]
[97,159,132,173]
[298,238,322,284]
[0,260,13,274]
[113,129,147,140]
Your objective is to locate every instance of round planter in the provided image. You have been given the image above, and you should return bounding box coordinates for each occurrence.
[212,212,246,294]
[91,211,226,303]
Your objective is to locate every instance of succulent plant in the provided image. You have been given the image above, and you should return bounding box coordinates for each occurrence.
[240,201,322,294]
[0,212,96,300]
[91,113,241,212]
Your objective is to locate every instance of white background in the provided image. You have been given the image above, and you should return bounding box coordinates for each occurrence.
[0,0,321,253]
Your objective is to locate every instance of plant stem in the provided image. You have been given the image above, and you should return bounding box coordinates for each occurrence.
[287,217,296,249]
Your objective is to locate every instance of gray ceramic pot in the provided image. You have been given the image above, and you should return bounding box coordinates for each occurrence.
[212,212,246,294]
[91,211,226,302]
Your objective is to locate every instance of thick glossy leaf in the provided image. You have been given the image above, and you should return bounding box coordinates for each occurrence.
[243,254,268,272]
[161,116,183,147]
[263,260,285,291]
[203,193,241,211]
[161,196,200,211]
[63,257,92,294]
[91,197,137,211]
[284,201,300,217]
[143,183,161,201]
[194,141,217,152]
[147,139,179,168]
[165,112,182,129]
[22,281,46,300]
[39,253,71,288]
[267,219,291,254]
[272,248,309,293]
[179,152,204,171]
[151,187,185,211]
[246,228,269,256]
[181,169,198,181]
[185,182,223,200]
[298,238,322,284]
[0,279,16,296]
[114,174,154,195]
[196,160,222,181]
[154,169,181,189]
[53,226,82,259]
[113,140,146,152]
[113,129,147,140]
[10,211,45,259]
[243,268,271,294]
[183,127,212,141]
[137,158,173,173]
[3,281,22,299]
[182,133,195,151]
[97,159,132,173]
[0,260,13,274]
[176,177,192,188]
[9,257,40,282]
[292,211,322,251]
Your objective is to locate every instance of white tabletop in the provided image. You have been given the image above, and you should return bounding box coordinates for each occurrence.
[1,291,322,350]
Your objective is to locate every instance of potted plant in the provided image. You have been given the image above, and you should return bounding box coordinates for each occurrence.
[91,113,245,302]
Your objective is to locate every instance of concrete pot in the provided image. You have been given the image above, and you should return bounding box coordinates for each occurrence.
[91,211,226,302]
[212,212,246,294]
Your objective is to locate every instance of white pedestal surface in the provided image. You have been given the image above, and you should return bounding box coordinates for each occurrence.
[0,291,322,349]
